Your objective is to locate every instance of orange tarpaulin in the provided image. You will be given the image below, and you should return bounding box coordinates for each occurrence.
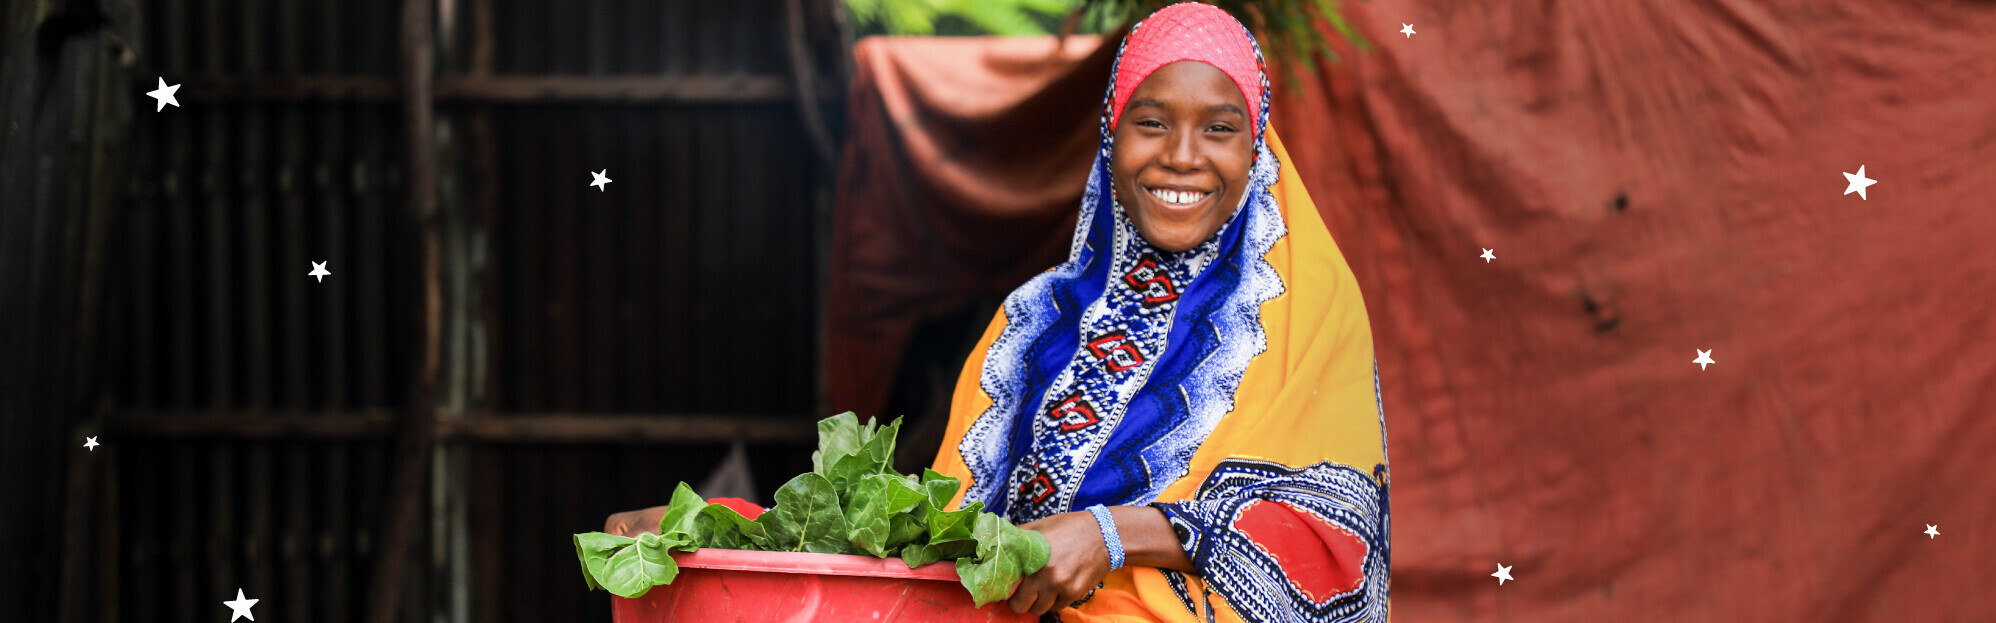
[827,2,1996,620]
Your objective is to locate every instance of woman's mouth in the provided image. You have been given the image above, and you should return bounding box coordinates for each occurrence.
[1143,185,1211,210]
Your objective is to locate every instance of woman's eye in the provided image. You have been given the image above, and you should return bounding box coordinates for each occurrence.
[1207,124,1237,133]
[1138,119,1166,130]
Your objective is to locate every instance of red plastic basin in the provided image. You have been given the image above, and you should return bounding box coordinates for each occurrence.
[611,548,1035,623]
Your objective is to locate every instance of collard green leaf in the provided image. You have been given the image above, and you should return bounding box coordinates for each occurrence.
[916,470,982,543]
[920,469,960,505]
[800,533,855,555]
[597,532,680,599]
[970,514,1053,603]
[813,413,906,493]
[900,538,977,569]
[657,482,709,543]
[825,452,881,497]
[858,417,902,470]
[760,472,846,552]
[954,514,1053,607]
[926,504,979,543]
[753,505,794,550]
[821,416,905,496]
[844,473,929,557]
[811,412,868,475]
[886,513,927,551]
[573,532,634,591]
[696,504,769,550]
[954,555,1017,608]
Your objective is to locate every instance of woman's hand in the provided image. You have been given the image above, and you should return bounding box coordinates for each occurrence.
[1009,511,1114,616]
[601,506,669,537]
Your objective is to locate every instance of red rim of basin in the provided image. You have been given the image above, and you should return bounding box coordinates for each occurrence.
[672,548,963,582]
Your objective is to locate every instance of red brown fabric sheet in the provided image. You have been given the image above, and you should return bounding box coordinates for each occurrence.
[828,2,1996,619]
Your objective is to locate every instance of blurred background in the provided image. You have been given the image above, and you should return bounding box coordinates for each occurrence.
[3,0,1992,622]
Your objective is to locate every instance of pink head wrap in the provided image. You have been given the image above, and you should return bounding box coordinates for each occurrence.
[1109,3,1265,133]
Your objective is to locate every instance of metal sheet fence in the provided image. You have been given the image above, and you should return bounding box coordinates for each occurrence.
[113,0,416,618]
[98,0,842,621]
[484,103,821,415]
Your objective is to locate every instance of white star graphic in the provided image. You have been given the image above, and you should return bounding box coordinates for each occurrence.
[1480,248,1495,263]
[309,261,331,283]
[1925,524,1939,539]
[224,588,259,621]
[147,77,182,112]
[590,169,612,191]
[1401,23,1417,38]
[1492,563,1514,586]
[1694,349,1715,371]
[84,436,99,451]
[1842,165,1876,200]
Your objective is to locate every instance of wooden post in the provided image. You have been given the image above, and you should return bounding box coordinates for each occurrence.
[782,0,837,171]
[368,0,440,621]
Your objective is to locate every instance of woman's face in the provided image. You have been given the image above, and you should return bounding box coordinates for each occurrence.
[1111,61,1255,253]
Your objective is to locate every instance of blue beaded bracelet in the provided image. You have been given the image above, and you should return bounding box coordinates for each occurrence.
[1085,504,1126,571]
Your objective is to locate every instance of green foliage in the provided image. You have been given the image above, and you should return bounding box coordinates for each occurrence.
[573,532,631,592]
[954,513,1055,607]
[843,0,1372,71]
[657,483,708,543]
[695,504,765,550]
[1076,0,1370,71]
[572,530,683,599]
[571,412,1052,606]
[761,472,851,553]
[846,0,1085,36]
[845,473,929,556]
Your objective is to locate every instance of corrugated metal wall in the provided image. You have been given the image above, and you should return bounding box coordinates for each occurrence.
[486,107,819,415]
[1,0,142,618]
[112,1,413,621]
[467,1,833,620]
[90,0,845,621]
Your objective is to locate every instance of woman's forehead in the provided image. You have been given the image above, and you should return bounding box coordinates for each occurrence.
[1125,62,1250,112]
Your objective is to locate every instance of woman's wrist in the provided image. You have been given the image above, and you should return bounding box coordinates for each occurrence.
[1104,505,1196,572]
[1085,505,1127,570]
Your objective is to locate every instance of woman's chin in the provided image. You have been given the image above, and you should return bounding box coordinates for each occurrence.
[1144,234,1200,253]
[1129,210,1215,252]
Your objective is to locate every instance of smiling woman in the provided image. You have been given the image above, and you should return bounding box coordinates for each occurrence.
[927,3,1394,622]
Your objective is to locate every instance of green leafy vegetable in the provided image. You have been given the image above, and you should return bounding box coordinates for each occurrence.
[596,532,681,598]
[657,482,709,544]
[810,412,870,474]
[901,538,978,569]
[814,413,903,493]
[760,473,848,553]
[695,504,765,551]
[920,468,960,503]
[926,503,981,544]
[845,473,929,557]
[573,532,634,591]
[573,412,1052,606]
[886,513,927,551]
[824,452,881,495]
[954,513,1054,607]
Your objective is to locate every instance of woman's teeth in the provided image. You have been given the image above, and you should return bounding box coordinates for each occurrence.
[1148,187,1207,206]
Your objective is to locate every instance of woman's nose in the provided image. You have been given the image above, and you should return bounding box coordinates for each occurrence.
[1158,128,1201,172]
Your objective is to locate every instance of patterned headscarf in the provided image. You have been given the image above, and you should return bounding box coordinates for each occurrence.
[1110,2,1266,133]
